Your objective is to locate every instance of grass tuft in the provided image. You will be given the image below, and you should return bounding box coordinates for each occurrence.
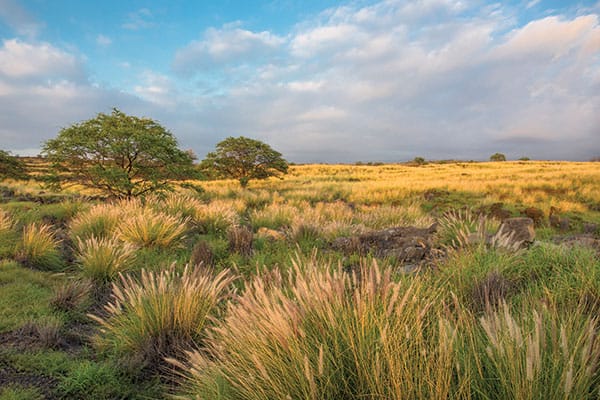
[90,265,234,372]
[76,237,137,285]
[15,223,63,271]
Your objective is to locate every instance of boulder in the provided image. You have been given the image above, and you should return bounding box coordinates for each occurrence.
[522,207,545,226]
[333,224,438,265]
[493,217,535,249]
[554,234,600,256]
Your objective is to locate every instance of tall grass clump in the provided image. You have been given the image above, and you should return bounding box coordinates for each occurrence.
[76,237,136,285]
[437,209,499,248]
[468,304,600,399]
[174,258,466,399]
[193,200,239,234]
[90,266,234,372]
[156,193,204,222]
[0,209,13,234]
[69,203,122,241]
[117,208,188,248]
[15,223,63,270]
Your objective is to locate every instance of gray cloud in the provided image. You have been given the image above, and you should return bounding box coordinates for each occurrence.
[167,1,600,162]
[0,0,42,38]
[1,1,599,162]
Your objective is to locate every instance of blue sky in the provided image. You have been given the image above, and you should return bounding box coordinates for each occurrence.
[0,0,599,162]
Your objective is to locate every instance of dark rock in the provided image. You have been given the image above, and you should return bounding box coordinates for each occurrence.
[332,224,438,265]
[522,207,545,226]
[489,202,512,220]
[583,222,599,235]
[423,189,449,201]
[494,217,535,249]
[554,234,600,255]
[559,217,570,232]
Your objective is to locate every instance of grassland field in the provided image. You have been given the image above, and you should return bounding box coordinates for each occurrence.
[0,160,599,399]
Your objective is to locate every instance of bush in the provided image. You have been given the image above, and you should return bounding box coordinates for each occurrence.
[15,223,63,270]
[76,237,137,285]
[227,226,253,256]
[90,266,234,372]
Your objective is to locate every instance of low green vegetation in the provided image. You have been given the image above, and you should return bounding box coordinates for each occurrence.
[0,161,599,398]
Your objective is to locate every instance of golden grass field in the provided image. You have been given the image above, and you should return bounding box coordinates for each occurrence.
[1,159,600,399]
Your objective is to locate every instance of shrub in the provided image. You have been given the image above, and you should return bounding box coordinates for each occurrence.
[90,266,234,372]
[15,223,63,270]
[413,156,426,165]
[227,226,253,256]
[117,208,188,248]
[189,240,215,268]
[76,237,137,285]
[174,259,464,399]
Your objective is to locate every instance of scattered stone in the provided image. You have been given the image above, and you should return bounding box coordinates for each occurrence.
[488,202,512,221]
[554,234,600,256]
[256,227,286,241]
[522,207,545,226]
[332,224,438,265]
[493,217,535,249]
[559,217,570,232]
[423,189,449,201]
[583,222,599,235]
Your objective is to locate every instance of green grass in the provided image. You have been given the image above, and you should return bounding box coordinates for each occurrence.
[0,260,61,332]
[1,162,599,398]
[0,386,43,400]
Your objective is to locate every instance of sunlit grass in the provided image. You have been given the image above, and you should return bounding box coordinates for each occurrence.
[15,223,63,271]
[90,265,234,372]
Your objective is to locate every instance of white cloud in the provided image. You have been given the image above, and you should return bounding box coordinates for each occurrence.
[0,39,84,81]
[122,8,155,30]
[96,34,112,47]
[173,24,285,74]
[169,1,600,161]
[1,1,599,162]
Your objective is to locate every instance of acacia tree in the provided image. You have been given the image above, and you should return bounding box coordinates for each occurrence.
[42,109,197,198]
[490,153,507,162]
[0,150,27,181]
[201,136,288,187]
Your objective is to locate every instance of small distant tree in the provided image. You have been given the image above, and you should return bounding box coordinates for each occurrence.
[490,153,506,162]
[413,156,426,165]
[0,150,27,180]
[518,156,530,161]
[200,136,288,187]
[42,109,197,198]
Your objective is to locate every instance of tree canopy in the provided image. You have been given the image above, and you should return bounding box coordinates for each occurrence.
[42,109,197,198]
[200,136,288,187]
[0,150,27,181]
[490,153,507,162]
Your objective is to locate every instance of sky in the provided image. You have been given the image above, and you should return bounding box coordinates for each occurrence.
[0,0,599,162]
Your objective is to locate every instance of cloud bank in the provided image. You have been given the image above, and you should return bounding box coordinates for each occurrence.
[1,0,599,161]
